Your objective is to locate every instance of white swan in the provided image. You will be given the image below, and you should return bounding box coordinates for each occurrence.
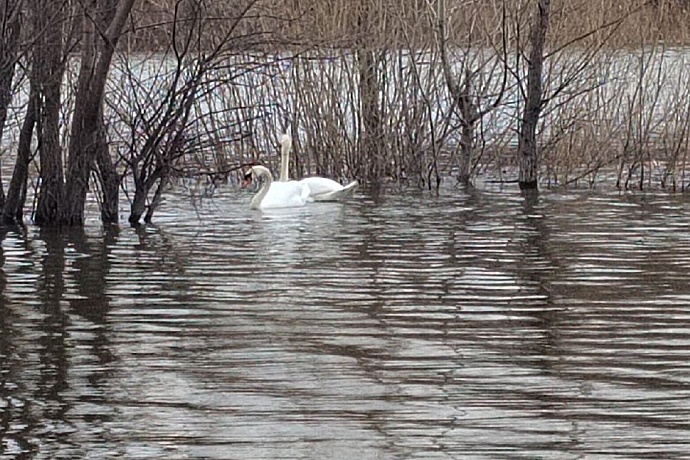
[243,165,310,210]
[279,133,359,202]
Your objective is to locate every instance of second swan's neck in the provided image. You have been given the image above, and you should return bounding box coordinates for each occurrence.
[279,134,291,182]
[250,166,272,209]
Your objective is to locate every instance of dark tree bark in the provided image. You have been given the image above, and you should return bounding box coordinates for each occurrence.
[95,116,120,224]
[128,166,164,226]
[0,0,22,209]
[3,86,36,224]
[95,0,120,224]
[61,0,137,226]
[358,47,384,183]
[356,0,385,183]
[63,9,99,226]
[518,0,551,190]
[34,0,67,226]
[128,169,154,226]
[144,175,168,223]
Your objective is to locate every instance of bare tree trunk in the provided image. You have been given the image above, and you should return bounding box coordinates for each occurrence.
[95,118,119,224]
[129,166,163,226]
[0,0,22,209]
[358,47,383,182]
[95,0,120,224]
[34,0,66,226]
[62,0,137,226]
[129,179,149,226]
[518,0,550,190]
[3,87,37,224]
[459,118,474,183]
[435,0,507,187]
[144,174,168,223]
[64,14,98,227]
[436,0,475,186]
[356,0,384,183]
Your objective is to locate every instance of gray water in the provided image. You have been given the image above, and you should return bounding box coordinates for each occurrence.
[2,186,690,459]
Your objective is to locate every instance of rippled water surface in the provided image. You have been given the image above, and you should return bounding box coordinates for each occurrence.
[2,186,690,459]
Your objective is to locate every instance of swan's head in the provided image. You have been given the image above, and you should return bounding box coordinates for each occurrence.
[280,133,292,152]
[241,167,257,189]
[241,165,268,189]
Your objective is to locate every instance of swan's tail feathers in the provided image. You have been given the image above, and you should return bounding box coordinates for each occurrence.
[342,180,359,194]
[311,180,359,202]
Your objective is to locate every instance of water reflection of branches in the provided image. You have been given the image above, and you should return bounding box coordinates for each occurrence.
[133,224,188,276]
[35,229,70,442]
[516,189,562,354]
[512,190,582,455]
[0,226,122,457]
[65,227,119,396]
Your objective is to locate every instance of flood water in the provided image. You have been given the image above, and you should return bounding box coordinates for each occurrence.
[2,185,690,459]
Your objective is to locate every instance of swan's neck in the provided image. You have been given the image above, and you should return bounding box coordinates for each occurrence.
[250,167,272,209]
[279,135,291,182]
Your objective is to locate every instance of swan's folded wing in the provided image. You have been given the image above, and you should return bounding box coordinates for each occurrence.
[310,180,359,202]
[298,177,343,196]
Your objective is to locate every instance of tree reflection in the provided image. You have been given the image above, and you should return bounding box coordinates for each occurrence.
[515,189,584,454]
[0,226,118,457]
[66,226,118,386]
[517,188,562,354]
[35,228,69,424]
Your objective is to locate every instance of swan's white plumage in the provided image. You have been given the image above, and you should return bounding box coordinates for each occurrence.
[279,134,358,201]
[298,177,359,201]
[248,165,310,210]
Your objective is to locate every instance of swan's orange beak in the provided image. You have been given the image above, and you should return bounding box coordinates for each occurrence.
[241,172,253,189]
